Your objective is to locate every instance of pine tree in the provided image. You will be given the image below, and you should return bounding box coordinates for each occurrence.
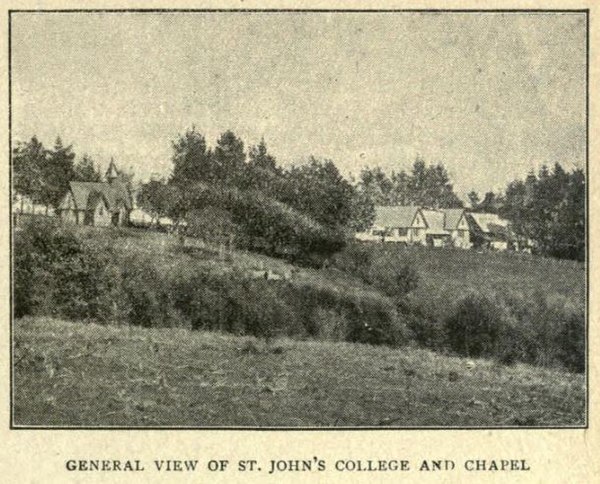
[170,127,212,186]
[73,154,102,182]
[12,136,46,206]
[42,137,75,210]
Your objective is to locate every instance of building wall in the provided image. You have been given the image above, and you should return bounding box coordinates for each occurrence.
[384,227,410,243]
[61,209,80,225]
[451,229,471,249]
[92,202,113,227]
[490,240,508,251]
[408,211,428,245]
[355,228,384,242]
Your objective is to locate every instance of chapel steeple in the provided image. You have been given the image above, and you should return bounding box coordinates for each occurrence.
[105,158,119,184]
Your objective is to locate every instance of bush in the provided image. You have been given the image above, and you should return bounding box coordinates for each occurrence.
[344,293,407,346]
[14,219,116,321]
[443,290,585,372]
[372,262,419,297]
[331,244,419,297]
[555,306,585,373]
[444,292,508,358]
[331,243,373,279]
[119,256,180,328]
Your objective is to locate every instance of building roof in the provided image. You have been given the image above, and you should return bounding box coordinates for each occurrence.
[373,205,420,228]
[420,208,449,236]
[469,213,508,233]
[66,180,132,211]
[105,158,120,180]
[443,208,466,230]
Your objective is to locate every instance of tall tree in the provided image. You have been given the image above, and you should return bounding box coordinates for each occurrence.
[170,127,212,186]
[246,138,279,192]
[390,170,410,205]
[42,137,75,210]
[477,191,500,214]
[357,166,394,205]
[12,136,46,205]
[278,157,356,229]
[501,163,584,261]
[73,154,102,182]
[213,130,246,186]
[467,190,480,209]
[407,157,428,205]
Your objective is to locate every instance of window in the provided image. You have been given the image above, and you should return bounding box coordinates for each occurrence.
[397,228,408,236]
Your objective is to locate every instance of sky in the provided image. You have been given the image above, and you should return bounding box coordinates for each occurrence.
[11,12,586,200]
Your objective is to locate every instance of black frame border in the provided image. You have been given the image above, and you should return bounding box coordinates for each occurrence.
[8,8,591,431]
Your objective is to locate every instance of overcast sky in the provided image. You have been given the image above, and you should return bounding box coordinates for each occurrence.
[11,12,586,199]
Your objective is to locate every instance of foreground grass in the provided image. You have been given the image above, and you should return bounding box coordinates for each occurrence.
[14,317,585,427]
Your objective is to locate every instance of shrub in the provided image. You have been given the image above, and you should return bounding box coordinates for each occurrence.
[444,292,508,358]
[397,297,444,350]
[344,293,406,346]
[331,243,373,279]
[372,262,419,297]
[14,219,115,321]
[118,256,178,328]
[555,306,585,373]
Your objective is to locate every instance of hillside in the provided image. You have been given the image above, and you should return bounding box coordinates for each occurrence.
[13,317,585,427]
[364,244,585,321]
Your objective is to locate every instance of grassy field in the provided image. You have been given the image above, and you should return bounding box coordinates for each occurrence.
[13,317,585,427]
[364,244,585,320]
[80,226,586,313]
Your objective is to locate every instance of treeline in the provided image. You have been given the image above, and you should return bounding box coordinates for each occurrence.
[355,160,585,261]
[353,159,464,208]
[137,128,375,263]
[12,136,129,211]
[468,164,585,261]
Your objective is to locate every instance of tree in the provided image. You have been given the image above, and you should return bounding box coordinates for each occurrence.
[407,157,428,205]
[278,157,356,230]
[477,191,500,214]
[213,130,246,186]
[12,136,46,206]
[246,138,280,192]
[137,179,170,223]
[248,137,277,172]
[348,189,376,232]
[501,163,584,261]
[170,127,212,186]
[42,137,75,210]
[467,190,480,209]
[390,170,410,205]
[73,154,102,182]
[357,166,395,205]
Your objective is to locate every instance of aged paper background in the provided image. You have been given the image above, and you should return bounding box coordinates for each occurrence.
[0,1,598,482]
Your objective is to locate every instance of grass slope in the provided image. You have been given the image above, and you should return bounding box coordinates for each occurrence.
[14,317,585,427]
[366,245,585,320]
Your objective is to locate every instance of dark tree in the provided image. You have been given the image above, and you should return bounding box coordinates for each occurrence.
[42,137,76,210]
[12,136,46,205]
[137,179,171,223]
[278,157,356,230]
[213,130,246,186]
[477,191,500,214]
[501,163,585,261]
[170,128,212,186]
[73,154,102,182]
[467,190,480,209]
[357,166,395,205]
[246,138,280,192]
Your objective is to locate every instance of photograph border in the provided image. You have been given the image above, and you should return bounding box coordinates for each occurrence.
[8,7,590,431]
